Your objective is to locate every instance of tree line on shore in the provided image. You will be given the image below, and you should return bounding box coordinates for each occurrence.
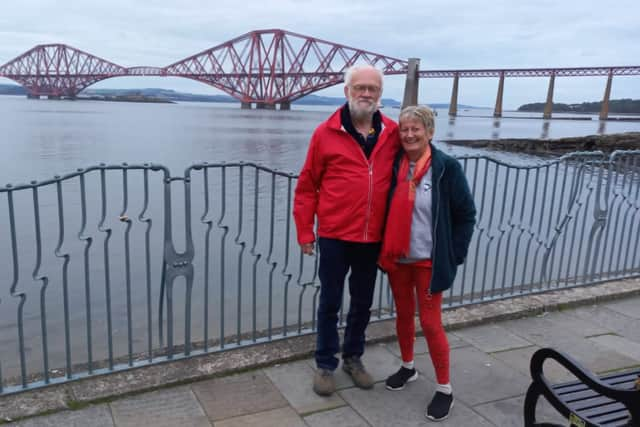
[518,98,640,114]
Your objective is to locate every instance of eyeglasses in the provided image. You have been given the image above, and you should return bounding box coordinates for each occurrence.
[350,84,381,94]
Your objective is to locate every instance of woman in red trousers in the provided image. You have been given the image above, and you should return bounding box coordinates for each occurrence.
[379,105,476,422]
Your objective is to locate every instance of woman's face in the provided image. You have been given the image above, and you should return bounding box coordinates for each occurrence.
[399,117,434,160]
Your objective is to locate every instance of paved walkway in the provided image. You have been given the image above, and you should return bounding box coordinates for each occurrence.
[4,294,640,427]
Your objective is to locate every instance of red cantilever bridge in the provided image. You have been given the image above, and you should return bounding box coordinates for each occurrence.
[0,28,639,115]
[0,29,408,110]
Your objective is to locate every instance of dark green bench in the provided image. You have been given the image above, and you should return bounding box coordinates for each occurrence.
[524,347,640,427]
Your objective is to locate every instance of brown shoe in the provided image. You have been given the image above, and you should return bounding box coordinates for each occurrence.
[313,368,336,396]
[342,356,374,389]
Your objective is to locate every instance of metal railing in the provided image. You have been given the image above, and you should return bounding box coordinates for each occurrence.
[1,151,639,395]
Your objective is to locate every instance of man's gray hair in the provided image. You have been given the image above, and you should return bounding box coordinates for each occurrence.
[343,64,384,90]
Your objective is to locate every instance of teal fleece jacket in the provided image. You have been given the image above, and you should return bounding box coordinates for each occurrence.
[388,143,477,293]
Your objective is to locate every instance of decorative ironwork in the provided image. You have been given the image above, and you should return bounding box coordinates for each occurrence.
[1,152,639,396]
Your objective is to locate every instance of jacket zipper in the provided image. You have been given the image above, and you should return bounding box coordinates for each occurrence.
[341,125,384,242]
[364,162,374,240]
[430,161,446,294]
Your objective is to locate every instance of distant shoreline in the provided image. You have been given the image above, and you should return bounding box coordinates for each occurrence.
[78,95,175,104]
[444,132,640,154]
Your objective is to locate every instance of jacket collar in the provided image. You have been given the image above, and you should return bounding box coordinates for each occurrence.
[326,104,392,133]
[429,142,445,174]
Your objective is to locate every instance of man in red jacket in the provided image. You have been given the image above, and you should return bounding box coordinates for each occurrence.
[293,64,399,396]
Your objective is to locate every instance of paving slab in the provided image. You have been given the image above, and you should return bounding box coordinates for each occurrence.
[602,296,640,319]
[569,304,640,342]
[474,394,567,427]
[539,310,613,337]
[339,378,494,427]
[191,370,288,422]
[10,405,114,427]
[588,333,640,362]
[453,323,532,353]
[416,345,531,407]
[489,345,574,383]
[263,360,345,414]
[303,406,369,427]
[304,406,369,427]
[109,386,210,427]
[500,314,638,373]
[215,407,306,427]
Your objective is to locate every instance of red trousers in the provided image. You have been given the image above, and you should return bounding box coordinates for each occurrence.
[388,263,450,384]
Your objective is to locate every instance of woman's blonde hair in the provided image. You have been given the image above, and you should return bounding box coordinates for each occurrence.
[399,105,435,131]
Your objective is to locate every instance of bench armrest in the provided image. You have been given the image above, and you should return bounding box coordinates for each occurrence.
[530,347,639,407]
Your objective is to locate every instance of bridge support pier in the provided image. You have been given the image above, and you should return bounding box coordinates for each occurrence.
[27,94,40,99]
[599,71,613,121]
[543,74,555,119]
[449,73,459,116]
[256,103,276,110]
[401,58,420,109]
[241,102,252,109]
[279,101,291,110]
[47,95,61,100]
[494,72,505,118]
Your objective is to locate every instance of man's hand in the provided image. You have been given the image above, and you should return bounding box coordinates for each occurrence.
[300,242,315,255]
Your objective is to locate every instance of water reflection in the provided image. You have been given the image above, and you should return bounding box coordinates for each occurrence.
[492,118,501,139]
[598,120,607,134]
[446,115,456,139]
[541,120,550,139]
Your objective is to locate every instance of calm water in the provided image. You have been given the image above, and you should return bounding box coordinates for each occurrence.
[1,95,639,384]
[1,95,639,184]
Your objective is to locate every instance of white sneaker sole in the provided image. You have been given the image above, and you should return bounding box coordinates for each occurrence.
[425,399,454,422]
[385,371,419,391]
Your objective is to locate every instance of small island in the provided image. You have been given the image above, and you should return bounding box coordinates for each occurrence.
[518,98,640,114]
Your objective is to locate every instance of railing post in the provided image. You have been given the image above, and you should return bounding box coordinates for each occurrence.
[159,173,195,358]
[401,58,420,109]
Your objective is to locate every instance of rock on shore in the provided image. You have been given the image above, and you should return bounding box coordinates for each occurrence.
[444,132,640,154]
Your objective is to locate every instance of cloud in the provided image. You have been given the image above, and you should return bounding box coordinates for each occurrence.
[1,0,638,107]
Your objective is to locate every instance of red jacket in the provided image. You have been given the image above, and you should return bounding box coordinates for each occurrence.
[293,106,400,244]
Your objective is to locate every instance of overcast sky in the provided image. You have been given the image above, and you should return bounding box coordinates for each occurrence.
[1,0,638,108]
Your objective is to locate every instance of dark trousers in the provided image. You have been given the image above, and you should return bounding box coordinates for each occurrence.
[315,237,381,371]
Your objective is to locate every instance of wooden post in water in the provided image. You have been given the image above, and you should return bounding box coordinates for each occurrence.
[543,73,555,119]
[401,58,420,109]
[599,70,613,121]
[449,73,459,116]
[494,72,505,118]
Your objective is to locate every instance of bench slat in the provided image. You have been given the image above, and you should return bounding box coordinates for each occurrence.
[553,370,640,395]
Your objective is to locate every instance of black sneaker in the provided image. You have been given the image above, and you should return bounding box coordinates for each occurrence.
[385,367,418,390]
[426,391,454,421]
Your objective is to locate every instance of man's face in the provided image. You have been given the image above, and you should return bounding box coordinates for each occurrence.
[344,68,382,120]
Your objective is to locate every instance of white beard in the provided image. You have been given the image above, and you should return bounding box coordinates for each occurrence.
[349,98,377,121]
